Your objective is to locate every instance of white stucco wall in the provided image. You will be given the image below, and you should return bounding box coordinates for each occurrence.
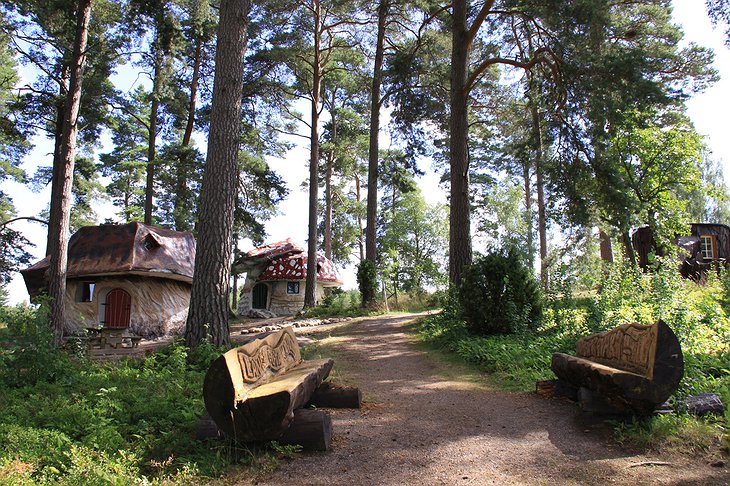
[65,276,191,338]
[237,278,327,316]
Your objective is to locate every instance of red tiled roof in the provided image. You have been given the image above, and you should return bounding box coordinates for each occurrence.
[242,239,341,285]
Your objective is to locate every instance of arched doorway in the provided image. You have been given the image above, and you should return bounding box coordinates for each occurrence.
[104,288,131,328]
[252,283,268,309]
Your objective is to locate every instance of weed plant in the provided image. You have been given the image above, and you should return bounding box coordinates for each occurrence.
[417,259,730,453]
[0,304,286,484]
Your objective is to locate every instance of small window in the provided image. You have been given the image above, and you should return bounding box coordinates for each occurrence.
[287,282,300,294]
[78,282,95,302]
[700,235,715,260]
[143,233,161,251]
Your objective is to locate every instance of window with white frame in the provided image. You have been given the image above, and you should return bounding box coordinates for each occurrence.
[700,235,715,260]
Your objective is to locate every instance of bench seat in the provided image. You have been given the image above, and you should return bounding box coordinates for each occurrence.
[550,320,683,414]
[203,327,334,442]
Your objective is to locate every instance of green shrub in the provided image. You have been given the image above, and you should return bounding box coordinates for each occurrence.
[458,249,542,335]
[417,257,730,451]
[357,260,378,307]
[0,302,71,387]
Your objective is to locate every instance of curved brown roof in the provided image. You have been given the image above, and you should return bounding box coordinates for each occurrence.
[21,222,196,297]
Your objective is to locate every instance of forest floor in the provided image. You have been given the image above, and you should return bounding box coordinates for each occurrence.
[230,313,729,486]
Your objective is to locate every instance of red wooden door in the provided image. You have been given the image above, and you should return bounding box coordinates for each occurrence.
[104,288,131,328]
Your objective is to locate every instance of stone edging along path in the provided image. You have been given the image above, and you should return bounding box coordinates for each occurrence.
[244,313,729,486]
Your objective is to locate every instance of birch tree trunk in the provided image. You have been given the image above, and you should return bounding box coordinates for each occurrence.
[185,0,251,347]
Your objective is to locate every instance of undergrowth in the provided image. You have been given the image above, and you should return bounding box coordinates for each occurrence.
[417,260,730,454]
[0,304,289,484]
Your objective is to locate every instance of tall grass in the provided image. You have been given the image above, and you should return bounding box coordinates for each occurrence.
[417,259,730,452]
[0,304,284,484]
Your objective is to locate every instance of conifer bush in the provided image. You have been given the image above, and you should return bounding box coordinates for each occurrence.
[458,249,542,335]
[357,259,378,307]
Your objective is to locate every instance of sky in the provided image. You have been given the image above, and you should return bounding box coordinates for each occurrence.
[3,0,730,305]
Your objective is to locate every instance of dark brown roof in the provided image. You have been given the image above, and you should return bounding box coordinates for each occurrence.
[21,222,196,297]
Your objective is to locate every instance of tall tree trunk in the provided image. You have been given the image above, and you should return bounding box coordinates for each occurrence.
[530,95,548,293]
[174,34,203,231]
[599,228,613,263]
[47,0,92,344]
[355,174,364,262]
[621,230,637,267]
[46,66,70,255]
[365,0,388,267]
[324,152,333,260]
[448,0,472,287]
[182,35,202,147]
[523,162,534,266]
[365,0,390,265]
[185,0,251,347]
[323,107,335,261]
[232,234,239,311]
[304,0,322,308]
[144,45,163,225]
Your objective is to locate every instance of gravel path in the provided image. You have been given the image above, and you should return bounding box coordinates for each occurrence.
[251,314,729,486]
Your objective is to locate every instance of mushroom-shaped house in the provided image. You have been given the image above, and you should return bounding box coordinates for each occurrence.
[21,222,195,337]
[233,239,342,316]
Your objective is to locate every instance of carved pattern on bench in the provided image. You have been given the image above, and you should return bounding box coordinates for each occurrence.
[550,320,684,414]
[575,322,658,378]
[237,331,300,384]
[204,326,334,442]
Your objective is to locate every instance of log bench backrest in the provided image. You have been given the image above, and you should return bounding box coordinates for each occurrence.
[575,322,658,379]
[222,326,302,402]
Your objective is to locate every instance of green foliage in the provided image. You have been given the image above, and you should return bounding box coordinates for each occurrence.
[458,249,543,335]
[613,414,723,454]
[418,258,729,450]
[301,289,373,318]
[0,302,70,387]
[357,259,378,307]
[0,306,289,483]
[378,187,448,297]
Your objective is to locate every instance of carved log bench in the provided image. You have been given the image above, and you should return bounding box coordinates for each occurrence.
[550,320,684,414]
[202,326,337,446]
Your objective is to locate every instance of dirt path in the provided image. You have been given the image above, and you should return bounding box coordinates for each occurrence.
[250,314,728,486]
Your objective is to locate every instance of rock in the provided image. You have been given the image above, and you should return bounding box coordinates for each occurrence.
[246,309,277,319]
[683,393,725,416]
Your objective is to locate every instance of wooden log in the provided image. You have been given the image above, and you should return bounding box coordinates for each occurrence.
[195,411,223,440]
[535,379,578,401]
[278,408,332,452]
[308,382,362,409]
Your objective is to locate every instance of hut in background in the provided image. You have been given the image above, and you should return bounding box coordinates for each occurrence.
[233,239,342,316]
[632,223,730,278]
[21,222,195,337]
